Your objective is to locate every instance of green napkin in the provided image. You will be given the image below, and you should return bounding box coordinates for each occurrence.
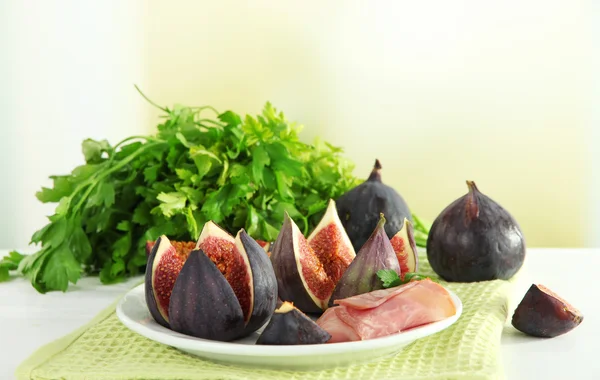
[16,253,513,380]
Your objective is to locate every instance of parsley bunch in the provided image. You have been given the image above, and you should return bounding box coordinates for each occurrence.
[5,89,362,293]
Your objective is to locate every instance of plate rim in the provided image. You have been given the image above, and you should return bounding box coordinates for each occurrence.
[116,283,463,357]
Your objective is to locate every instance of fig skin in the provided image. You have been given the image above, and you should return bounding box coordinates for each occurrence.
[168,249,246,341]
[237,230,278,335]
[270,214,324,313]
[328,214,401,307]
[256,302,331,345]
[512,284,583,338]
[336,159,413,252]
[144,236,170,328]
[426,181,526,282]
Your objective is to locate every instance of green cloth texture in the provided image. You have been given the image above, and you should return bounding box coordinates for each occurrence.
[16,253,514,380]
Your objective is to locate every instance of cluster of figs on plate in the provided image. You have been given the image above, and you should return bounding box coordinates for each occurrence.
[144,160,421,344]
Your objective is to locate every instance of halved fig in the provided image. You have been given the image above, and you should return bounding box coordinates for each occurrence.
[328,214,400,307]
[308,199,356,286]
[144,236,191,328]
[270,213,330,313]
[390,218,419,277]
[511,284,583,338]
[256,301,331,345]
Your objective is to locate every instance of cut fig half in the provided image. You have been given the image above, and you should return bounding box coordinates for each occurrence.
[271,213,333,313]
[256,301,331,345]
[511,284,583,338]
[390,218,419,277]
[144,235,187,328]
[195,221,253,323]
[308,199,356,285]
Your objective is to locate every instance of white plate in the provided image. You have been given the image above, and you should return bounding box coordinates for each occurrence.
[116,283,462,371]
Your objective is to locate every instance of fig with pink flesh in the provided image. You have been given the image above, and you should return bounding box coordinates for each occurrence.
[511,284,583,338]
[390,218,419,278]
[146,221,277,341]
[256,301,331,345]
[426,181,526,282]
[270,201,355,313]
[144,235,190,328]
[328,214,401,307]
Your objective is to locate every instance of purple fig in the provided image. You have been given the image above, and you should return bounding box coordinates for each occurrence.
[328,214,401,307]
[511,284,583,338]
[336,159,413,251]
[270,203,355,314]
[256,301,331,345]
[146,221,277,341]
[426,181,526,282]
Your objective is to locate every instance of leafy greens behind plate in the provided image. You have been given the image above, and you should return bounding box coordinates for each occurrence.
[9,91,362,293]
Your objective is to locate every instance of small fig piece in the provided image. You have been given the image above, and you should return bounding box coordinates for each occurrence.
[270,213,331,313]
[336,159,413,251]
[390,218,419,277]
[328,214,401,307]
[168,249,246,341]
[511,284,583,338]
[256,301,331,345]
[427,181,526,282]
[145,236,186,328]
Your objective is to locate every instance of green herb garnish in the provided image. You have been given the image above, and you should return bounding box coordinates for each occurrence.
[377,269,438,288]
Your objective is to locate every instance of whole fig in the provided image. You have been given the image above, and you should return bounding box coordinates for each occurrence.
[336,159,412,251]
[426,181,526,282]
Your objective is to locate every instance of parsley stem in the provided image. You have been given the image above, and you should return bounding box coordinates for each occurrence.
[71,141,166,215]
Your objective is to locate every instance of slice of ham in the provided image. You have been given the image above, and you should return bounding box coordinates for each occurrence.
[316,279,456,343]
[316,308,360,343]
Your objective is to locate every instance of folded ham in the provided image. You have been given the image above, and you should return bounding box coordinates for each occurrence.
[316,279,456,343]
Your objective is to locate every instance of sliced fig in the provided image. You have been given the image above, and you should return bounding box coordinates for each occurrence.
[390,218,419,277]
[168,249,246,341]
[195,221,253,323]
[270,213,332,313]
[236,230,278,335]
[336,159,413,251]
[328,214,400,307]
[144,235,186,327]
[308,199,356,286]
[511,284,583,338]
[256,301,331,345]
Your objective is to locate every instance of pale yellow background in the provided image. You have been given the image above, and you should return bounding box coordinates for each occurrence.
[143,1,593,248]
[2,1,594,250]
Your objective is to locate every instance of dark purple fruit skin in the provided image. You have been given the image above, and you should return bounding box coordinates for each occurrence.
[336,160,412,252]
[239,230,278,335]
[256,307,331,345]
[426,182,525,282]
[270,215,322,313]
[328,216,400,307]
[144,236,170,329]
[168,249,245,342]
[511,284,583,338]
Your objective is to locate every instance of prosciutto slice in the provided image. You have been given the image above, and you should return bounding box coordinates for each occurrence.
[315,279,456,343]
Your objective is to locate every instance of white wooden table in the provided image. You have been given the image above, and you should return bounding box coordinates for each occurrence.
[1,249,598,379]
